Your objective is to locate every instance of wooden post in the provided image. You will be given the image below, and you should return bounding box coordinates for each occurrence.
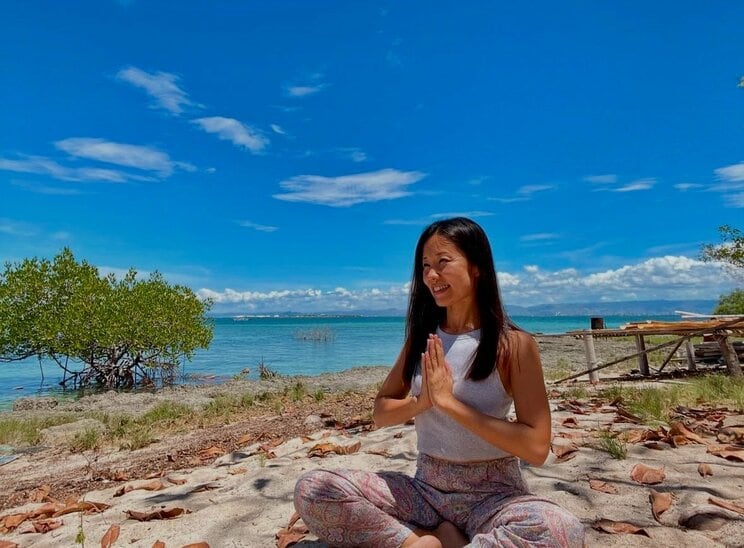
[582,334,600,383]
[635,335,650,376]
[684,339,697,372]
[715,333,743,378]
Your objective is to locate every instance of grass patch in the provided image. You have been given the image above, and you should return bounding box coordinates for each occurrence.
[141,401,193,424]
[240,393,255,408]
[69,428,101,452]
[0,415,76,446]
[598,430,627,459]
[313,389,325,402]
[562,386,589,400]
[289,381,306,402]
[544,357,575,382]
[118,427,154,450]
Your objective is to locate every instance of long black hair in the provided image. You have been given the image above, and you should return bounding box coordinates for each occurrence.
[402,217,515,382]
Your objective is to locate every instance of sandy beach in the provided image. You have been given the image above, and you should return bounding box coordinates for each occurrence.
[1,336,742,547]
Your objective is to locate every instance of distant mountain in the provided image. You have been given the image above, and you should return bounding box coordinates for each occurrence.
[506,299,717,316]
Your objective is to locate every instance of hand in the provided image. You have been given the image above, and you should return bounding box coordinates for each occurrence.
[423,334,454,408]
[416,351,433,413]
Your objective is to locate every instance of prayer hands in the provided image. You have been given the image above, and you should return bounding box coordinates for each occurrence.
[421,334,454,408]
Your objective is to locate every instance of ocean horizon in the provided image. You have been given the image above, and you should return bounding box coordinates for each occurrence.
[0,314,678,410]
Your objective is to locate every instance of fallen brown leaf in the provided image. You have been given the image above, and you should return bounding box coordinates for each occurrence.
[615,407,643,424]
[0,540,19,548]
[198,446,224,460]
[126,507,191,522]
[365,449,391,457]
[100,523,121,548]
[276,511,310,548]
[698,463,713,477]
[630,463,665,485]
[589,480,619,495]
[550,440,578,463]
[18,518,63,534]
[181,543,210,548]
[669,421,710,445]
[592,519,650,537]
[237,433,254,445]
[167,476,188,485]
[28,484,51,503]
[145,471,166,480]
[307,441,362,457]
[707,444,744,462]
[650,489,673,521]
[228,466,248,475]
[0,513,28,531]
[152,541,166,548]
[716,426,744,444]
[53,500,110,517]
[561,417,579,428]
[114,480,166,497]
[708,496,744,516]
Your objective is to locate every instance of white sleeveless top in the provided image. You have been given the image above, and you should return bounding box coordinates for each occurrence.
[411,327,514,461]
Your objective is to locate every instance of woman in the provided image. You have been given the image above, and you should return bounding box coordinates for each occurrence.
[294,218,584,547]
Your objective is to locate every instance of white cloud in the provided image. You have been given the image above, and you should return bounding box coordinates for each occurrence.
[674,183,703,191]
[285,84,327,97]
[336,148,368,163]
[715,162,744,182]
[724,192,744,208]
[0,218,37,237]
[518,184,554,196]
[520,233,559,242]
[274,168,426,207]
[237,220,279,233]
[0,155,154,183]
[11,181,83,195]
[55,138,193,176]
[192,117,269,153]
[584,174,617,184]
[194,255,735,313]
[270,124,286,135]
[116,66,195,115]
[612,178,655,192]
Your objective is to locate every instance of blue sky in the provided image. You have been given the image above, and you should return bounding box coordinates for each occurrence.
[1,1,742,313]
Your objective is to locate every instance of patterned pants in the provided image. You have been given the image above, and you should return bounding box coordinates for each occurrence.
[294,454,584,547]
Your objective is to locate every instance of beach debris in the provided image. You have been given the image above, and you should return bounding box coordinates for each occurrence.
[717,426,744,444]
[17,517,63,534]
[709,496,744,516]
[307,441,362,457]
[706,444,744,462]
[166,476,188,485]
[182,543,210,548]
[53,500,110,516]
[276,511,309,548]
[125,507,191,522]
[614,406,643,424]
[0,540,19,548]
[365,448,392,457]
[152,541,166,547]
[228,466,248,475]
[561,417,579,428]
[630,463,665,484]
[649,489,673,521]
[198,446,224,461]
[668,421,710,445]
[27,484,52,503]
[114,480,166,497]
[550,440,578,463]
[591,519,650,537]
[698,463,714,477]
[100,523,120,548]
[588,479,619,494]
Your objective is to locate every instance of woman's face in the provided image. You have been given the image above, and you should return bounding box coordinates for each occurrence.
[421,234,479,309]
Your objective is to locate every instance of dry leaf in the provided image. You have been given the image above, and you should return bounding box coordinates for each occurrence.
[145,471,166,480]
[237,433,254,445]
[228,467,248,475]
[698,463,713,477]
[276,512,309,548]
[152,541,166,548]
[19,518,63,534]
[198,446,224,460]
[589,480,619,495]
[592,519,650,537]
[1,513,28,531]
[114,480,165,497]
[643,442,668,450]
[167,476,188,485]
[707,444,744,462]
[28,485,51,503]
[650,489,673,521]
[708,496,744,516]
[365,449,391,457]
[111,470,129,481]
[307,441,361,457]
[716,426,744,444]
[0,540,19,548]
[669,421,710,445]
[181,543,210,548]
[561,417,579,428]
[126,507,191,522]
[550,440,578,463]
[54,500,110,517]
[28,501,64,518]
[630,463,665,485]
[100,523,120,548]
[615,407,643,424]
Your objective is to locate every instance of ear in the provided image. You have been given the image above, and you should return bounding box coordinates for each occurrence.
[471,265,480,279]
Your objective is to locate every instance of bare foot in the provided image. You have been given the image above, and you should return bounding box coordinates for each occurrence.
[402,522,468,548]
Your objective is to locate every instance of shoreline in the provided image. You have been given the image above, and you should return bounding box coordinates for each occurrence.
[3,335,642,416]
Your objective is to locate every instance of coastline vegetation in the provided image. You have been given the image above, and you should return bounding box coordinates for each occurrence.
[0,248,213,390]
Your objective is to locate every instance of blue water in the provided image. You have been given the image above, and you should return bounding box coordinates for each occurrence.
[0,315,676,410]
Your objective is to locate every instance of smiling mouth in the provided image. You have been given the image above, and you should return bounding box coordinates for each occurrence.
[432,284,450,295]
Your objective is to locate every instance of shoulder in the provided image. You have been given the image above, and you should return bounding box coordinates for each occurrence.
[501,329,540,373]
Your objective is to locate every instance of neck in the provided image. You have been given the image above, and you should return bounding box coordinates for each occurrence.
[442,304,480,334]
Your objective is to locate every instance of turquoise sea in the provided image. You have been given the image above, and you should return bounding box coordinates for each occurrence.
[0,315,677,410]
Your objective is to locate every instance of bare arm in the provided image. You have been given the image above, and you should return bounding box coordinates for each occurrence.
[425,331,551,465]
[373,344,431,427]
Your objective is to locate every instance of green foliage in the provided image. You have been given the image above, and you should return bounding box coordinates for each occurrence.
[313,389,325,402]
[713,289,744,315]
[598,430,627,459]
[0,415,75,446]
[0,248,213,389]
[701,225,744,271]
[69,428,101,452]
[289,381,306,401]
[258,358,280,379]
